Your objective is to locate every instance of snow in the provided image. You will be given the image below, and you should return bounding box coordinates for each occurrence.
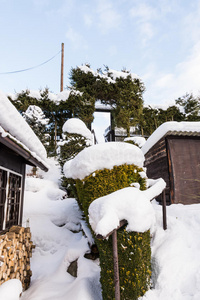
[9,89,83,106]
[0,90,47,163]
[64,142,144,180]
[0,115,199,300]
[62,118,93,143]
[23,105,49,125]
[21,158,101,300]
[3,152,198,300]
[78,65,140,83]
[107,68,139,81]
[124,136,146,148]
[95,100,113,111]
[0,279,22,300]
[89,178,166,237]
[142,121,200,155]
[142,202,200,300]
[28,90,41,100]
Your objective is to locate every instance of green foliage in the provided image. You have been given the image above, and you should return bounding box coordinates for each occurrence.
[10,87,95,157]
[113,76,145,137]
[124,139,141,148]
[76,164,146,214]
[70,66,145,136]
[76,164,151,300]
[140,105,185,136]
[175,93,200,121]
[59,133,89,166]
[60,132,92,197]
[97,229,151,300]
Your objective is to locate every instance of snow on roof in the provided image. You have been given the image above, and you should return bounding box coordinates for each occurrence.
[142,121,200,155]
[0,91,48,167]
[62,118,93,142]
[89,178,166,236]
[64,142,144,180]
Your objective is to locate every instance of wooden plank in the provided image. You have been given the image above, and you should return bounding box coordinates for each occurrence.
[167,136,200,204]
[162,190,167,230]
[112,230,120,300]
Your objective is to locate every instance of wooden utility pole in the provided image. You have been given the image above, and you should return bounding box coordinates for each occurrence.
[60,43,64,92]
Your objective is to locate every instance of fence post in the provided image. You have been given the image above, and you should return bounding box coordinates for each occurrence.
[162,189,167,230]
[112,229,120,300]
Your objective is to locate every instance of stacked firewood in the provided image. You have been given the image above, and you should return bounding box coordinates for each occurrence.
[0,226,34,290]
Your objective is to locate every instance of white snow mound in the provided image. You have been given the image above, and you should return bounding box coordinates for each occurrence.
[62,118,93,141]
[64,142,145,180]
[0,279,22,300]
[89,178,166,236]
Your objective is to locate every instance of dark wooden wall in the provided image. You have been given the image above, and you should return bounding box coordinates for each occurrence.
[144,138,171,204]
[144,135,200,205]
[167,136,200,205]
[0,143,26,175]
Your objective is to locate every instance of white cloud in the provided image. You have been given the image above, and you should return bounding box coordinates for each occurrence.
[143,41,200,105]
[32,0,50,8]
[183,1,200,44]
[140,22,154,43]
[65,27,87,50]
[96,0,121,33]
[129,2,157,43]
[83,14,93,27]
[107,45,118,56]
[46,0,74,18]
[130,2,156,21]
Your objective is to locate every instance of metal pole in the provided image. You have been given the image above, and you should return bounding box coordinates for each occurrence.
[162,190,167,230]
[112,229,120,300]
[60,43,64,92]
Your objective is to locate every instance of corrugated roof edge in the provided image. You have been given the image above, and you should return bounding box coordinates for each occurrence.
[142,121,200,155]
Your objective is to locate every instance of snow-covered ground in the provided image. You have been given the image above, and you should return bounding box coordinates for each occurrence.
[1,157,200,300]
[20,159,101,300]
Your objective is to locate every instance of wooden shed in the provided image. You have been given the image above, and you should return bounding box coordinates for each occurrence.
[0,92,48,233]
[142,122,200,205]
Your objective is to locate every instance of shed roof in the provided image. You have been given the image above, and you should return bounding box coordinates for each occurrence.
[142,121,200,155]
[0,91,48,171]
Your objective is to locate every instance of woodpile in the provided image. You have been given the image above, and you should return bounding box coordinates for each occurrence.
[0,226,34,290]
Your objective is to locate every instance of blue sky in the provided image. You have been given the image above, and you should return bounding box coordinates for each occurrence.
[1,0,200,140]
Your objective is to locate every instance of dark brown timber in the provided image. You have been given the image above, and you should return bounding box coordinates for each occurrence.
[112,229,120,300]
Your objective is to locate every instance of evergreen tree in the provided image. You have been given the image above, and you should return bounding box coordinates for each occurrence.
[59,118,93,197]
[113,75,145,136]
[9,87,95,156]
[70,65,145,136]
[23,105,49,146]
[176,93,200,121]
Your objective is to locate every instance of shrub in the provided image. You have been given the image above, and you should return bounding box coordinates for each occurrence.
[59,132,90,197]
[76,163,151,300]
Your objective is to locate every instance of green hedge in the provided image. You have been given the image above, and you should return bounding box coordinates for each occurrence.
[76,164,151,300]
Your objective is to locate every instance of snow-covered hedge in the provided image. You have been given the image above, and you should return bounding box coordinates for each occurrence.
[75,164,151,300]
